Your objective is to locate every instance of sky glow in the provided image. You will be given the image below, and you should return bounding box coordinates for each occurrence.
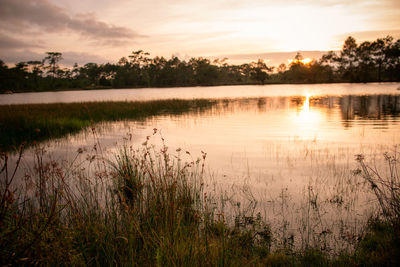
[0,0,399,66]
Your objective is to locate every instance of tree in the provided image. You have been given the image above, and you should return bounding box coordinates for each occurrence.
[81,63,101,86]
[189,57,219,85]
[251,59,271,84]
[339,37,358,81]
[27,60,44,87]
[44,52,63,78]
[385,39,400,81]
[27,61,43,76]
[294,52,303,62]
[277,63,287,73]
[128,50,150,67]
[118,57,129,66]
[356,41,373,82]
[370,36,393,82]
[1,35,399,92]
[71,63,80,78]
[286,53,310,82]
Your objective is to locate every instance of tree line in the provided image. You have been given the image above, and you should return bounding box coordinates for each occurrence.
[1,36,399,93]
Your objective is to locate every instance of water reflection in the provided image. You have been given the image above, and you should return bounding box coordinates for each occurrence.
[294,93,322,126]
[340,95,400,129]
[1,83,399,105]
[191,94,400,132]
[303,93,311,112]
[30,94,400,178]
[187,94,400,121]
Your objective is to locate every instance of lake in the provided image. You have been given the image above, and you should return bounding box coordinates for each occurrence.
[1,82,399,104]
[3,82,400,251]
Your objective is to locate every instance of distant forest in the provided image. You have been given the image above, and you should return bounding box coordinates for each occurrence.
[1,36,399,93]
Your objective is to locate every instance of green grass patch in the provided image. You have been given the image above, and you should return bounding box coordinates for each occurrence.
[0,99,214,151]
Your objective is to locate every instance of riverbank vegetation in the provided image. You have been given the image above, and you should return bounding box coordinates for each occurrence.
[0,139,399,266]
[1,36,400,94]
[0,99,214,152]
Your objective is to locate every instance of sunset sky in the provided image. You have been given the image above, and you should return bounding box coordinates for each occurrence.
[0,0,399,66]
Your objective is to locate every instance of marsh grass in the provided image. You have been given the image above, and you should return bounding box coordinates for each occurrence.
[0,134,274,266]
[353,149,400,266]
[0,99,214,151]
[1,130,399,265]
[225,141,373,255]
[356,150,400,225]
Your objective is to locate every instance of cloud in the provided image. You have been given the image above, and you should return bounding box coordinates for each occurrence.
[0,49,44,64]
[335,30,400,44]
[61,51,108,66]
[0,48,109,66]
[0,33,45,49]
[0,0,145,41]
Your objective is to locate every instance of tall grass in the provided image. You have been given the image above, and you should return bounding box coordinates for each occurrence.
[1,134,399,265]
[354,149,400,266]
[356,150,400,225]
[0,135,272,266]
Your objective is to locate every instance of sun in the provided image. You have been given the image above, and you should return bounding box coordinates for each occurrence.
[301,58,312,64]
[288,58,313,65]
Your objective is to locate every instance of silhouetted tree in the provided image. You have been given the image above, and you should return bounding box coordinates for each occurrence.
[385,39,400,81]
[370,36,392,82]
[250,59,271,84]
[339,37,358,81]
[277,63,287,73]
[357,41,374,82]
[44,52,63,78]
[1,35,400,93]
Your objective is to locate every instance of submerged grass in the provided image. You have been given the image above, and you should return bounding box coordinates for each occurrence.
[0,99,214,151]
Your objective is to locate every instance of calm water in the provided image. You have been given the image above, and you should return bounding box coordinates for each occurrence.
[4,83,400,250]
[45,92,399,191]
[1,82,399,104]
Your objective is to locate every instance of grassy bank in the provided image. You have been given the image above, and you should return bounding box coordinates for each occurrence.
[0,99,214,151]
[0,139,399,266]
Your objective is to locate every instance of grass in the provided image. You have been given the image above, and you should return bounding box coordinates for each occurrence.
[0,136,274,266]
[353,150,400,266]
[356,151,400,226]
[1,134,399,266]
[0,99,214,152]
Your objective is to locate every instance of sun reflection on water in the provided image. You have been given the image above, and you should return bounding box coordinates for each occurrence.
[291,93,323,139]
[303,93,311,112]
